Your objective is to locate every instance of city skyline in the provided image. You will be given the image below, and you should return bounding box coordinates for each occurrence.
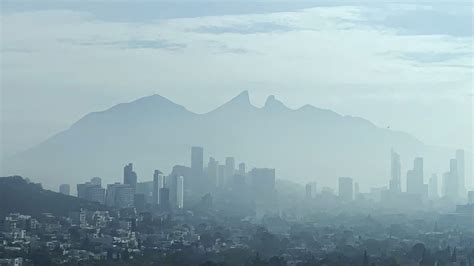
[64,146,472,206]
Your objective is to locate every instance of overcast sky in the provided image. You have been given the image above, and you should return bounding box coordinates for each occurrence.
[1,0,473,158]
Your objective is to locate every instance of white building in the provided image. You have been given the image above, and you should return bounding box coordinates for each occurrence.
[177,176,184,209]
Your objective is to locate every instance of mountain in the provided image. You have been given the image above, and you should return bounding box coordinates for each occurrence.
[2,91,465,191]
[0,176,106,217]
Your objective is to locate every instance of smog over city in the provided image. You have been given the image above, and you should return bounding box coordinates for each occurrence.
[0,0,473,265]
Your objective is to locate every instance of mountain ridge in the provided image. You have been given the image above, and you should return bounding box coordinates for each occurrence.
[3,91,462,191]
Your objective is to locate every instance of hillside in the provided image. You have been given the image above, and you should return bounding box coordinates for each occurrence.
[0,176,106,217]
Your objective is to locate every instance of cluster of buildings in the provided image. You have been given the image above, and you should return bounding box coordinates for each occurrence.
[1,146,473,265]
[59,146,277,216]
[1,205,473,265]
[0,208,198,265]
[388,149,468,202]
[60,146,473,216]
[302,149,473,211]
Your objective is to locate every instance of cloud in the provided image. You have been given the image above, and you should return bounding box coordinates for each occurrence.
[360,4,474,37]
[59,38,186,51]
[193,22,297,34]
[398,52,472,64]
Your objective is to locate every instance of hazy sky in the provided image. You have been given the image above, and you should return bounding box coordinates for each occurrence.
[1,0,473,158]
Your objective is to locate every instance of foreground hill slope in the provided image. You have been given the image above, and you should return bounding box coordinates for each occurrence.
[0,176,106,217]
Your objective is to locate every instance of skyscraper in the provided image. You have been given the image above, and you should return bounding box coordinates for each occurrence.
[106,183,134,208]
[167,174,178,207]
[249,168,277,216]
[191,146,204,178]
[152,170,164,205]
[217,165,225,188]
[444,159,459,200]
[59,184,70,196]
[177,176,184,209]
[77,178,105,204]
[134,194,146,212]
[225,157,235,187]
[87,186,106,204]
[170,165,191,190]
[207,157,218,188]
[90,177,102,187]
[238,162,246,176]
[159,187,170,211]
[390,149,401,193]
[456,149,465,196]
[468,191,474,204]
[407,157,424,195]
[338,177,353,202]
[414,157,424,192]
[354,182,360,198]
[124,163,138,190]
[429,174,438,199]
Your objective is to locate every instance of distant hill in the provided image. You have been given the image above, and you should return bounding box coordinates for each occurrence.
[3,91,467,190]
[0,176,106,218]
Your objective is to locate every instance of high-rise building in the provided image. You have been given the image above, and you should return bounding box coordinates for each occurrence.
[217,165,225,188]
[168,165,191,205]
[90,177,102,187]
[167,175,178,206]
[468,191,474,204]
[124,163,138,191]
[429,174,438,199]
[106,183,134,208]
[338,177,353,202]
[59,184,70,196]
[354,182,360,198]
[177,176,184,209]
[225,157,235,186]
[444,159,459,200]
[152,170,164,205]
[249,168,277,216]
[134,194,146,212]
[87,186,106,204]
[208,157,218,188]
[390,149,401,193]
[159,187,170,211]
[191,147,204,184]
[105,184,118,207]
[414,157,424,194]
[442,172,449,197]
[77,178,105,204]
[456,149,465,196]
[238,162,246,176]
[414,157,423,174]
[170,165,191,190]
[136,181,154,204]
[407,157,424,195]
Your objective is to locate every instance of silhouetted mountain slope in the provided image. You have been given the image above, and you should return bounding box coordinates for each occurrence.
[0,176,106,217]
[3,92,465,190]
